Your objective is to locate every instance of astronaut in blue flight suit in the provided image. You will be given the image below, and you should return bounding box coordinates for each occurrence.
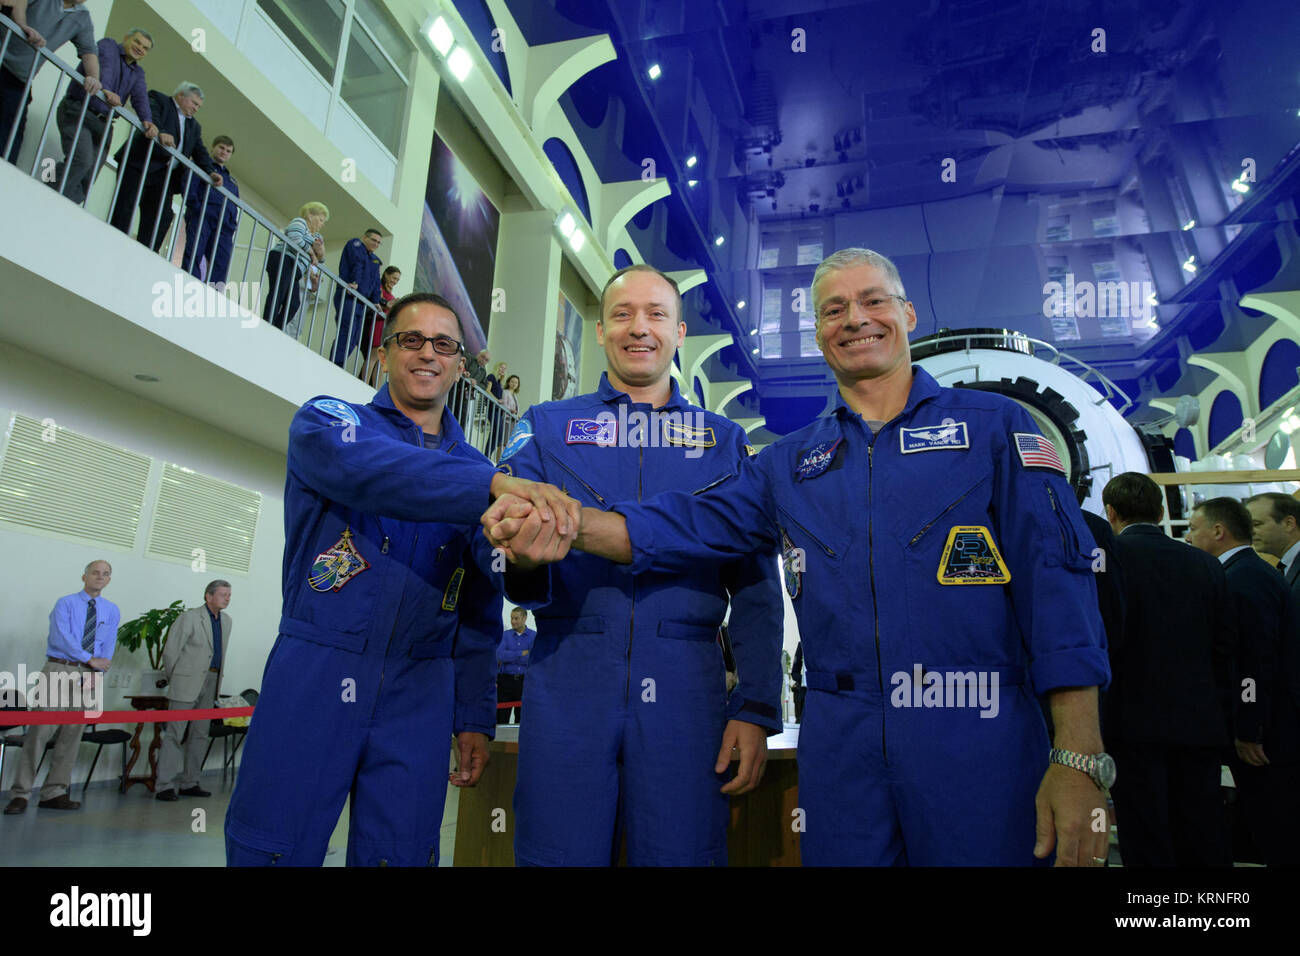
[331,229,384,369]
[225,292,576,866]
[489,249,1115,866]
[494,264,784,866]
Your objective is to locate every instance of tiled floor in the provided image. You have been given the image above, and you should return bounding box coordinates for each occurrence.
[0,772,461,866]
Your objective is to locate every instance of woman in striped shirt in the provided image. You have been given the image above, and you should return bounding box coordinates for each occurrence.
[264,201,328,331]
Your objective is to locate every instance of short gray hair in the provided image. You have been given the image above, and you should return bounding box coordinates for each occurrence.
[173,81,204,100]
[811,248,906,318]
[205,579,231,596]
[124,28,153,44]
[84,560,112,574]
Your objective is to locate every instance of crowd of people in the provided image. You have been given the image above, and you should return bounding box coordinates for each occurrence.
[0,2,443,394]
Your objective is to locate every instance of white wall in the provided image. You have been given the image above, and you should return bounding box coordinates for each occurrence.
[0,341,286,790]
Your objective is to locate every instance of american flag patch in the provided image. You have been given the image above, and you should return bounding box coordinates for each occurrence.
[1013,433,1066,474]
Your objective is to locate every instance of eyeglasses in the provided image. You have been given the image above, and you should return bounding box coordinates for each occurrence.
[818,293,907,323]
[383,331,464,356]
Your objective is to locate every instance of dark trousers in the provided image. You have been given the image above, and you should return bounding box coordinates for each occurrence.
[110,162,182,250]
[331,296,374,368]
[497,673,524,724]
[184,206,236,285]
[1230,756,1300,866]
[793,686,806,722]
[1110,741,1231,866]
[263,251,304,330]
[53,98,108,203]
[0,68,32,163]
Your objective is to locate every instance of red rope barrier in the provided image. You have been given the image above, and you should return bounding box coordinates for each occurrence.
[3,706,254,726]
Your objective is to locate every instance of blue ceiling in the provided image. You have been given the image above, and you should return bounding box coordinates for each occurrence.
[479,0,1300,436]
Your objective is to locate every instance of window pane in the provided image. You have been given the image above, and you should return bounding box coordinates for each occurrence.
[353,0,413,70]
[257,0,346,80]
[341,23,405,153]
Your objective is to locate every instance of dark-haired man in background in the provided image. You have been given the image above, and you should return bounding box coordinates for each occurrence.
[1103,472,1235,865]
[1187,495,1300,865]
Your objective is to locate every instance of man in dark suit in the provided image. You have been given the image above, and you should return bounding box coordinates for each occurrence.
[1102,472,1235,866]
[109,81,221,250]
[1188,496,1300,865]
[1247,492,1300,602]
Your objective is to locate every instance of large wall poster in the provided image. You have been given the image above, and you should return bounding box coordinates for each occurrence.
[553,293,583,400]
[415,133,501,355]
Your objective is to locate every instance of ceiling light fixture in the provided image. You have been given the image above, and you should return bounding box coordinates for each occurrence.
[687,180,698,187]
[1182,255,1197,274]
[648,63,661,80]
[447,46,473,82]
[1182,218,1196,231]
[736,300,746,310]
[569,230,585,252]
[556,212,575,238]
[425,16,454,56]
[713,235,725,246]
[686,155,698,168]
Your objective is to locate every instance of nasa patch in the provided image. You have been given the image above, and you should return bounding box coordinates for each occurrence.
[937,526,1010,585]
[899,421,968,454]
[565,418,618,446]
[308,527,370,592]
[498,419,534,463]
[311,398,360,427]
[795,438,843,480]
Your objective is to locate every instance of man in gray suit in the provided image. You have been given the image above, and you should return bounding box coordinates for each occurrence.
[1247,493,1300,600]
[155,580,231,801]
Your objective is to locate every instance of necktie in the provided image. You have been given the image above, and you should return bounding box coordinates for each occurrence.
[82,599,97,655]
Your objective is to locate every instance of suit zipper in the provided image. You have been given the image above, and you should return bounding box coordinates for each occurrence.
[1046,485,1066,551]
[691,473,732,496]
[867,438,887,764]
[545,452,607,505]
[373,426,423,716]
[625,443,644,706]
[908,489,974,547]
[776,507,838,557]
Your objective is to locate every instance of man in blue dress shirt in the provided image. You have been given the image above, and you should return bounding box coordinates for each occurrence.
[5,560,120,814]
[496,607,535,724]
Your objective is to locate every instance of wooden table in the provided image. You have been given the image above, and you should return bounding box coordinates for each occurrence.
[453,726,802,866]
[121,695,168,793]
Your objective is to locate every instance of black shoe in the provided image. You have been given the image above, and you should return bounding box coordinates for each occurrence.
[155,789,178,802]
[178,786,211,797]
[4,798,27,814]
[37,795,80,810]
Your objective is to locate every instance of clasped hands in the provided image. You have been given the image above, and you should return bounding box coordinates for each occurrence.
[484,474,582,569]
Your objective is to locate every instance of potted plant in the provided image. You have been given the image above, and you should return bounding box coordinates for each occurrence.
[117,600,186,694]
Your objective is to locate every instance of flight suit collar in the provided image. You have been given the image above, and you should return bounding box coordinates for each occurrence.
[596,371,692,412]
[830,365,943,425]
[368,383,468,446]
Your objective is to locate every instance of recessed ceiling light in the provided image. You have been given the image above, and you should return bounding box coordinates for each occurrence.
[1182,218,1196,231]
[648,63,661,80]
[569,230,585,252]
[736,300,746,310]
[686,155,697,168]
[751,347,759,354]
[556,212,575,238]
[687,180,698,187]
[714,235,725,246]
[448,46,473,82]
[749,328,758,336]
[426,16,454,56]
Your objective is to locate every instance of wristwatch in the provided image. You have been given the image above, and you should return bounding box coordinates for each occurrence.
[1048,748,1116,790]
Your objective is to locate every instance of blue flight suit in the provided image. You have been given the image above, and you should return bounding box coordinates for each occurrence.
[498,373,784,865]
[183,166,239,285]
[331,238,383,367]
[614,367,1110,866]
[225,385,544,866]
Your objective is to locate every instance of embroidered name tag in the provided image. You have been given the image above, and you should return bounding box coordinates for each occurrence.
[663,421,715,448]
[565,418,617,445]
[900,422,968,453]
[937,526,1010,585]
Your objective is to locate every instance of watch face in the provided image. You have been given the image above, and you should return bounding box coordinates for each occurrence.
[1096,753,1117,789]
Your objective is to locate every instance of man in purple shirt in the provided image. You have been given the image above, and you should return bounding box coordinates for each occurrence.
[53,27,158,203]
[4,560,120,815]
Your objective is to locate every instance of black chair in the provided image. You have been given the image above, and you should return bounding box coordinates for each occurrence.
[79,725,131,796]
[0,689,54,784]
[203,688,258,783]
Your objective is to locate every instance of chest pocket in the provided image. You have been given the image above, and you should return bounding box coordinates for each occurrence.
[543,450,609,506]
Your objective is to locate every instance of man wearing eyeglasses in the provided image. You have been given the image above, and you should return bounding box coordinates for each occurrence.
[488,248,1112,866]
[492,264,783,866]
[225,292,578,867]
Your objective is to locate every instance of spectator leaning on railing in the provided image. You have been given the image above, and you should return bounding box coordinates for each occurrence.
[52,27,157,204]
[1,0,101,164]
[264,201,327,331]
[109,81,222,250]
[330,228,384,369]
[183,134,239,284]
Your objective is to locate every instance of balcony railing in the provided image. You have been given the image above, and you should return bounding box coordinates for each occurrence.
[0,13,517,460]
